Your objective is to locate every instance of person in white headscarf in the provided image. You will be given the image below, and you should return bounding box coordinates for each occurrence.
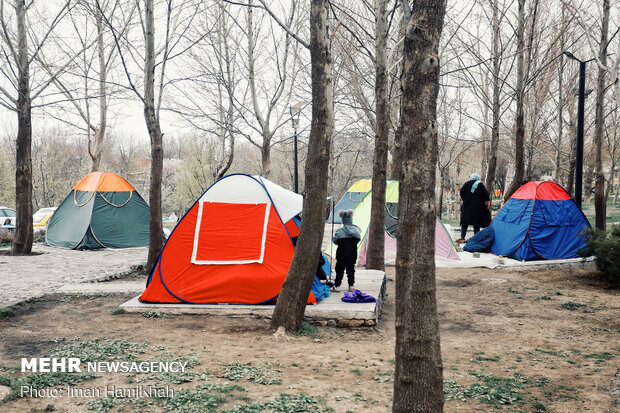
[456,173,491,243]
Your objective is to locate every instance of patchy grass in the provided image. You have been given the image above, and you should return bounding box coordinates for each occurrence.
[582,352,616,363]
[293,320,321,339]
[350,368,362,376]
[83,386,320,413]
[475,355,500,362]
[559,301,587,311]
[161,389,226,412]
[444,371,532,408]
[224,393,331,413]
[111,307,125,315]
[0,307,15,319]
[142,311,174,319]
[52,338,148,362]
[220,362,282,385]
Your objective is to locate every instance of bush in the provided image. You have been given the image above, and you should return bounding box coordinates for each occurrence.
[0,228,14,244]
[580,227,620,286]
[33,228,46,243]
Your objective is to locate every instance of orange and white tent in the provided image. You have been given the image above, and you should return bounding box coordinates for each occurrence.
[140,174,322,305]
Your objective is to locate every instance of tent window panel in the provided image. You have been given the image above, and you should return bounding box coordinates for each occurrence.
[191,202,270,265]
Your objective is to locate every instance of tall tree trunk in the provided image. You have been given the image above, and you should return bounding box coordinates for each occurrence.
[366,0,389,270]
[144,0,163,269]
[270,0,333,332]
[484,0,501,194]
[554,5,566,182]
[437,172,445,219]
[261,137,271,178]
[390,13,407,181]
[503,0,526,202]
[12,0,33,255]
[89,8,107,172]
[594,0,609,230]
[393,1,446,412]
[555,59,564,181]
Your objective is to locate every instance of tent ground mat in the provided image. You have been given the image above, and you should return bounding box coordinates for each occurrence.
[121,269,386,326]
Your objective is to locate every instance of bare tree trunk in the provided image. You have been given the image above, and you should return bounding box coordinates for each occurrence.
[485,0,501,194]
[390,14,406,181]
[144,0,163,269]
[261,136,272,178]
[89,8,107,172]
[270,0,333,332]
[393,1,446,411]
[366,0,389,270]
[391,125,403,180]
[437,172,445,219]
[594,0,609,230]
[503,0,526,202]
[12,0,33,255]
[555,61,564,181]
[215,8,235,181]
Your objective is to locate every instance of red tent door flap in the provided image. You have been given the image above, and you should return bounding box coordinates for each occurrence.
[191,201,270,264]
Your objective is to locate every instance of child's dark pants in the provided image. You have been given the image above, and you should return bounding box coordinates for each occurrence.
[335,260,355,287]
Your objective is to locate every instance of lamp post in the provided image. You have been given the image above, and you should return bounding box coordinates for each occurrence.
[563,51,594,208]
[289,102,304,193]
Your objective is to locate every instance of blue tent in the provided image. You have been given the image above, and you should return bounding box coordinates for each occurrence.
[490,181,591,260]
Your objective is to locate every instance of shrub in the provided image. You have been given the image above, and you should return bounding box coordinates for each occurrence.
[580,227,620,286]
[33,229,46,243]
[0,229,14,244]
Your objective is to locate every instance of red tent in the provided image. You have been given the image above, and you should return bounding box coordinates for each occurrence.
[140,174,322,305]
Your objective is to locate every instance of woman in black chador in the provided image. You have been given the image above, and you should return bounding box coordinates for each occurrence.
[456,173,491,243]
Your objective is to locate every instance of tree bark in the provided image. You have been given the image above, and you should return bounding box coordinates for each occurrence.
[503,0,526,202]
[366,0,389,271]
[390,13,407,181]
[393,1,446,412]
[89,8,107,173]
[12,0,33,255]
[484,0,500,194]
[437,171,445,219]
[555,59,564,181]
[593,0,609,230]
[261,136,272,178]
[270,0,333,333]
[144,0,164,269]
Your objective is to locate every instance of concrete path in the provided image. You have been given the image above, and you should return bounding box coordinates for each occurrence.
[120,270,386,326]
[0,245,147,309]
[57,281,145,294]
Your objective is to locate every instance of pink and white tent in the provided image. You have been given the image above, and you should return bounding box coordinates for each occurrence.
[326,180,460,265]
[357,217,460,265]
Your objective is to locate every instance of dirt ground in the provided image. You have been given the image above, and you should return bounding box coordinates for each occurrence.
[0,266,618,413]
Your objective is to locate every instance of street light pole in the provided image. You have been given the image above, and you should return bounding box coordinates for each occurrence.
[575,59,586,209]
[290,102,305,194]
[290,106,299,193]
[563,51,594,209]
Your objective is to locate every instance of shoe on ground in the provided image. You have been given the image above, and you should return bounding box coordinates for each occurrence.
[348,286,355,292]
[455,238,466,243]
[332,285,340,292]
